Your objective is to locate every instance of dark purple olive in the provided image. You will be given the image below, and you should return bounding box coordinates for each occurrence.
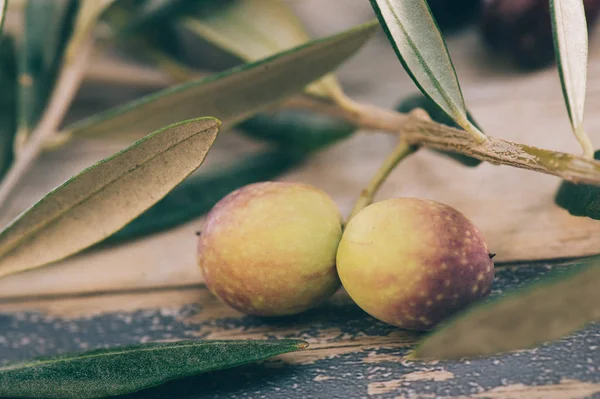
[480,0,600,70]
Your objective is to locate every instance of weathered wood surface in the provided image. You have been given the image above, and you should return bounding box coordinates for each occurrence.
[0,263,598,398]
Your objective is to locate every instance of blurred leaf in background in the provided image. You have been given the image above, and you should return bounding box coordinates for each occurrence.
[240,110,356,152]
[178,0,343,100]
[414,258,600,360]
[15,0,79,150]
[0,36,17,179]
[104,0,359,150]
[0,0,125,211]
[117,0,344,99]
[0,0,7,39]
[555,149,600,219]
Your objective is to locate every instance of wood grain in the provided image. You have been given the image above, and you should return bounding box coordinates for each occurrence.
[0,263,597,398]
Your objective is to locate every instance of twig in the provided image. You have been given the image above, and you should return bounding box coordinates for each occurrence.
[0,36,94,210]
[27,39,600,189]
[347,139,418,221]
[402,118,600,185]
[286,95,600,187]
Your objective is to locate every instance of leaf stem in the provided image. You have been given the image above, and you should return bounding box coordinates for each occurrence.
[348,139,418,221]
[24,49,600,189]
[0,36,93,211]
[575,127,595,159]
[463,120,488,144]
[286,95,600,186]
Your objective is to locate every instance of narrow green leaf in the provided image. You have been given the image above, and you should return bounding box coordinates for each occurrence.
[180,0,341,99]
[0,35,16,179]
[555,149,600,219]
[0,0,7,39]
[0,339,308,399]
[61,20,377,139]
[0,118,219,279]
[103,111,354,245]
[239,110,356,152]
[414,259,600,360]
[16,0,78,146]
[103,148,307,245]
[369,0,481,137]
[395,92,482,167]
[551,0,594,157]
[117,0,341,99]
[183,0,309,60]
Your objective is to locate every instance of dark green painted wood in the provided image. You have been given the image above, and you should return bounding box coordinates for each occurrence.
[0,263,597,398]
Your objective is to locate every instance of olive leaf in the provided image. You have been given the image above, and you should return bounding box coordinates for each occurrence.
[104,148,308,245]
[60,20,378,140]
[0,339,308,399]
[550,0,594,158]
[413,258,600,360]
[15,0,79,150]
[368,0,484,140]
[555,149,600,219]
[179,0,341,99]
[103,112,355,245]
[0,35,16,179]
[0,118,219,279]
[395,92,482,167]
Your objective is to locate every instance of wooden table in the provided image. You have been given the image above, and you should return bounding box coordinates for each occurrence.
[0,262,598,398]
[0,1,599,397]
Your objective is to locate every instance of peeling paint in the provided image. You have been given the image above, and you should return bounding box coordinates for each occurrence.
[368,370,454,395]
[448,379,600,399]
[0,264,597,398]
